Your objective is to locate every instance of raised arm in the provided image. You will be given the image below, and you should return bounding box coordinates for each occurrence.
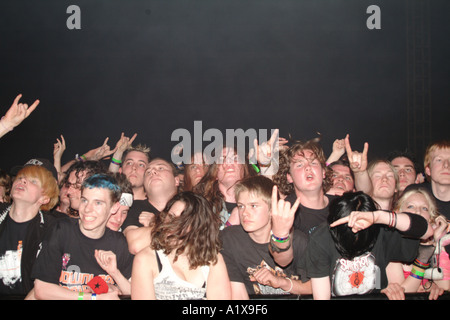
[108,132,137,172]
[269,185,300,267]
[53,135,66,183]
[344,134,372,194]
[326,138,346,164]
[0,94,39,138]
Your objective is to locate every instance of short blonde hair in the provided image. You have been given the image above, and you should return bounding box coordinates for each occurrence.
[424,140,450,179]
[16,166,59,211]
[394,188,439,223]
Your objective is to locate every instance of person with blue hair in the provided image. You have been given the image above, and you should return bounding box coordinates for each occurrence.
[30,173,134,300]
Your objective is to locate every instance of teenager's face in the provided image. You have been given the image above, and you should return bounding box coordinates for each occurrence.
[186,163,208,188]
[106,204,129,231]
[11,174,48,207]
[237,190,271,234]
[120,151,148,189]
[79,187,119,238]
[391,157,416,192]
[399,192,431,222]
[66,170,87,210]
[426,148,450,186]
[216,148,244,188]
[287,149,325,193]
[370,162,397,200]
[331,165,354,192]
[144,159,179,194]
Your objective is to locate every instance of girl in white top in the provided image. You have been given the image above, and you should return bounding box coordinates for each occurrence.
[131,191,231,300]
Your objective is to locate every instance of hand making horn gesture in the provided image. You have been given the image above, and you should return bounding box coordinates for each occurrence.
[270,185,301,239]
[344,134,369,173]
[1,94,39,135]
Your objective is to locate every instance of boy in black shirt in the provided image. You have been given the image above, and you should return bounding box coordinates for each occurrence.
[32,174,133,300]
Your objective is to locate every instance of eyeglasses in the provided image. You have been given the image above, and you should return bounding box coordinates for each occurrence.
[64,182,82,190]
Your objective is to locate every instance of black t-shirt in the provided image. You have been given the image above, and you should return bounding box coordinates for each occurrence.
[285,193,337,236]
[404,182,450,219]
[301,222,419,297]
[0,214,31,295]
[220,225,309,296]
[121,199,160,230]
[32,218,133,292]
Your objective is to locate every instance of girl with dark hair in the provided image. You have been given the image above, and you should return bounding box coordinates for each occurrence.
[131,191,231,300]
[302,191,434,300]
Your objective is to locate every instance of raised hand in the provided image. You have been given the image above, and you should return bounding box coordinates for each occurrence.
[270,185,300,238]
[2,94,39,130]
[114,132,138,154]
[344,134,369,173]
[53,135,66,161]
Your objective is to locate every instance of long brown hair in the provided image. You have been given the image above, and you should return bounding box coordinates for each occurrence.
[150,191,221,268]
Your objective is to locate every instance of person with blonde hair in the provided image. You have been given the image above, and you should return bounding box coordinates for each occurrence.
[404,140,450,219]
[0,164,59,297]
[386,188,449,298]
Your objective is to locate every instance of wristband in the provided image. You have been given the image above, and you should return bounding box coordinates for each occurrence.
[111,157,122,165]
[271,232,290,243]
[78,292,84,300]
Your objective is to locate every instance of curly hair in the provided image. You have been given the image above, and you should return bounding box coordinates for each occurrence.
[150,191,222,269]
[272,138,332,196]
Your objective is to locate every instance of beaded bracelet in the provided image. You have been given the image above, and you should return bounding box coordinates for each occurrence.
[271,233,290,243]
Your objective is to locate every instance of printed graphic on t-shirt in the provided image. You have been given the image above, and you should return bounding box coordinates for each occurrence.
[0,241,23,288]
[58,252,115,292]
[331,252,379,297]
[247,260,297,295]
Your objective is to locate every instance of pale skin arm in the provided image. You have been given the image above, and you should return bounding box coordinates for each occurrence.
[251,129,288,178]
[108,132,137,173]
[326,138,346,164]
[53,135,66,183]
[344,134,372,195]
[206,253,232,300]
[60,137,119,173]
[33,279,120,300]
[252,267,312,295]
[311,277,331,300]
[0,94,39,138]
[124,226,152,255]
[231,281,250,300]
[269,185,301,267]
[131,247,156,300]
[94,250,131,295]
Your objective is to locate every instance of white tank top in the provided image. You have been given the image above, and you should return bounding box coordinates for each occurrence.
[153,250,210,300]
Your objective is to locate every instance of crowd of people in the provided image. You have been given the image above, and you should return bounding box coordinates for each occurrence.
[0,93,449,300]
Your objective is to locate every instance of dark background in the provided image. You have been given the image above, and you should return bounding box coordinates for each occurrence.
[0,0,448,173]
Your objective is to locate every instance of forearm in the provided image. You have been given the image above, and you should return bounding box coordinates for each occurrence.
[354,171,372,194]
[109,270,131,296]
[374,211,431,240]
[108,150,124,173]
[34,279,94,300]
[281,278,312,295]
[311,277,331,300]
